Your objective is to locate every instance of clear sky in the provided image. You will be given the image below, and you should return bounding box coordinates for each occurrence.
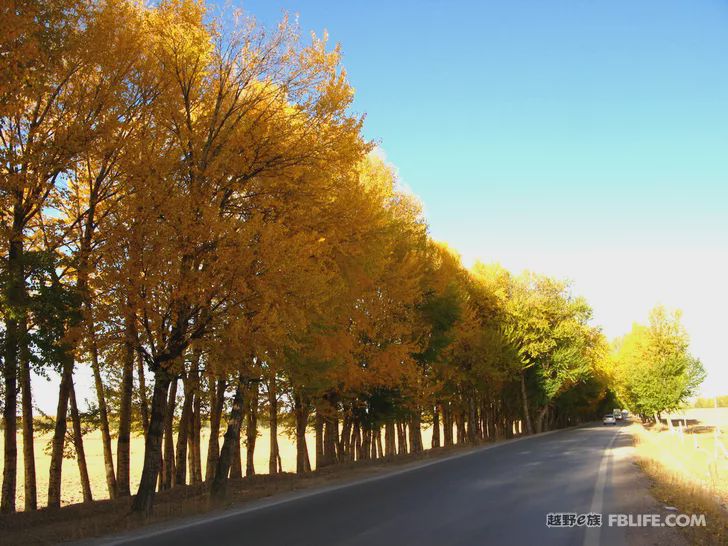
[34,0,728,412]
[229,0,728,395]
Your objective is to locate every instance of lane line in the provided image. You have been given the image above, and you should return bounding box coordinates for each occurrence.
[583,428,621,546]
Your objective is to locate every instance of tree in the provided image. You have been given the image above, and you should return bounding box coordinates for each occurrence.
[612,306,705,420]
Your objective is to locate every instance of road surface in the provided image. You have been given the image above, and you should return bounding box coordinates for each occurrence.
[95,423,685,546]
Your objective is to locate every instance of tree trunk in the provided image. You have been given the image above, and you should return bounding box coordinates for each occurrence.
[396,420,408,454]
[131,371,172,514]
[245,384,258,477]
[47,357,73,509]
[520,370,534,434]
[205,379,226,481]
[211,379,245,500]
[69,381,92,503]
[432,405,441,448]
[116,313,136,497]
[161,377,178,490]
[230,425,242,479]
[442,403,453,447]
[89,327,117,498]
[190,369,202,484]
[268,376,279,475]
[137,352,149,435]
[375,427,383,459]
[536,405,549,434]
[19,322,36,511]
[315,412,324,469]
[175,372,193,486]
[409,413,423,453]
[323,416,338,466]
[361,427,371,461]
[384,421,396,456]
[467,397,477,444]
[339,414,352,461]
[294,393,309,474]
[455,410,466,444]
[352,420,362,460]
[1,223,23,514]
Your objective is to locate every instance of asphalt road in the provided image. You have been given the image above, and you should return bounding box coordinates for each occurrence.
[97,422,673,546]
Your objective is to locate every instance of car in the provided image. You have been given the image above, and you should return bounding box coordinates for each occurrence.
[603,414,616,425]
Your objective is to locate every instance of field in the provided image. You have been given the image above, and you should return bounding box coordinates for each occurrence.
[639,408,728,500]
[0,426,433,510]
[632,408,728,544]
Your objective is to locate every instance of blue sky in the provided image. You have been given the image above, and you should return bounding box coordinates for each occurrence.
[229,0,728,394]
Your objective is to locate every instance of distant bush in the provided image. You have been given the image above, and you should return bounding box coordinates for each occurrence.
[693,395,728,408]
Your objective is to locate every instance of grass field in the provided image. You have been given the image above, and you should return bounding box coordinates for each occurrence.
[0,426,433,510]
[632,408,728,544]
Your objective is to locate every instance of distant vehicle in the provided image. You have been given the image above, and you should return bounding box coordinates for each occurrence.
[614,409,623,420]
[603,414,616,425]
[621,410,629,419]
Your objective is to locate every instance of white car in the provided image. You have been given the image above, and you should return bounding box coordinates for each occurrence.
[603,414,616,425]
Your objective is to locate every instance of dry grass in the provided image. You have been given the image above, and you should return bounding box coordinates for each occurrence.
[632,416,728,545]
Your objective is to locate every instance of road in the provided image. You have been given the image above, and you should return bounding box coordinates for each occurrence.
[96,423,684,546]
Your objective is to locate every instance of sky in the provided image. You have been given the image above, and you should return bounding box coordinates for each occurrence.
[228,0,728,395]
[33,0,728,411]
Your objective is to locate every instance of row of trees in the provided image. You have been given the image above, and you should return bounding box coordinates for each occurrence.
[609,306,705,421]
[1,0,613,515]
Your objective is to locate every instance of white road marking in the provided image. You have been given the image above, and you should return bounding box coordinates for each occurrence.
[583,429,621,546]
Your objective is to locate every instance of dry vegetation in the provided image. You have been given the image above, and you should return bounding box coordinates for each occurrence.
[632,409,728,545]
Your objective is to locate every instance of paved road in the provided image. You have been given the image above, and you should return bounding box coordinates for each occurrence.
[97,423,674,546]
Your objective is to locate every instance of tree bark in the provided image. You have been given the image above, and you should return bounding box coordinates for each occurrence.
[442,403,453,447]
[293,392,309,474]
[1,221,23,514]
[47,357,74,509]
[267,375,279,475]
[374,427,383,459]
[205,379,226,481]
[137,352,150,435]
[89,327,117,497]
[409,413,423,453]
[211,379,245,500]
[361,427,371,461]
[69,381,92,503]
[520,370,534,434]
[536,405,549,433]
[396,420,407,454]
[455,410,466,444]
[230,421,242,479]
[245,383,258,477]
[161,377,178,490]
[19,321,37,511]
[131,371,172,514]
[189,369,202,484]
[432,405,441,448]
[315,412,324,469]
[174,372,193,486]
[323,415,338,466]
[116,312,136,497]
[467,397,477,444]
[384,421,396,456]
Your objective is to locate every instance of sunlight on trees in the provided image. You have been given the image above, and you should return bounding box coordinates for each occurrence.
[0,0,699,516]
